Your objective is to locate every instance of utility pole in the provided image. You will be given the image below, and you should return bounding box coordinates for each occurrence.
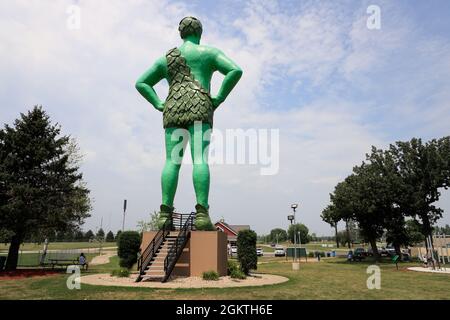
[122,199,127,232]
[100,217,103,255]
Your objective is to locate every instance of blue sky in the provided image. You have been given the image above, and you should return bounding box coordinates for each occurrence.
[1,0,449,235]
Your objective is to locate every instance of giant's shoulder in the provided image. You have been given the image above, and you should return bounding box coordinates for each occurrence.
[197,44,223,57]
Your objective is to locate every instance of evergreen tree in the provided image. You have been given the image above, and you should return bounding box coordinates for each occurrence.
[96,228,105,241]
[105,231,115,242]
[115,230,122,242]
[0,107,91,270]
[237,230,257,275]
[84,230,94,241]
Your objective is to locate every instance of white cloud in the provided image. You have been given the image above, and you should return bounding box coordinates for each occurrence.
[1,0,449,235]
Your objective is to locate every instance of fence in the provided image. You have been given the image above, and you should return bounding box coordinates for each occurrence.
[0,247,102,267]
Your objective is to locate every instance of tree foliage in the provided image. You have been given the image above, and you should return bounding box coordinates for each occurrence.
[287,223,310,244]
[96,228,105,241]
[268,228,287,243]
[105,230,115,242]
[117,231,141,269]
[84,230,94,241]
[0,106,91,270]
[136,211,160,232]
[321,136,450,260]
[236,229,257,275]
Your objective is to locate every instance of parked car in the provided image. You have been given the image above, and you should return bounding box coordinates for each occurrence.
[385,246,396,256]
[256,248,264,256]
[230,246,237,256]
[379,247,389,257]
[353,247,366,261]
[270,243,276,247]
[274,247,285,257]
[367,247,388,257]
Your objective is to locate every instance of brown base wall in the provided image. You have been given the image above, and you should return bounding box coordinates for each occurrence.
[141,231,228,277]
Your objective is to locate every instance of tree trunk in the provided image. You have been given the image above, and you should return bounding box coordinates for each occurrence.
[393,242,402,259]
[334,225,339,248]
[421,214,433,246]
[345,220,351,249]
[369,238,380,262]
[5,234,22,271]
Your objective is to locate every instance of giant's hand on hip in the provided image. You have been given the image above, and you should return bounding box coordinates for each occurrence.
[211,96,223,110]
[156,101,165,112]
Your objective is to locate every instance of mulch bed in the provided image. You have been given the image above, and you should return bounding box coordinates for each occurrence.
[0,269,61,280]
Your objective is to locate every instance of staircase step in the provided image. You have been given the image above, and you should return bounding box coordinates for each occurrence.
[148,267,164,272]
[141,275,164,281]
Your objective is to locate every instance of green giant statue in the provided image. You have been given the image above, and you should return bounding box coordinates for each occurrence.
[136,17,243,230]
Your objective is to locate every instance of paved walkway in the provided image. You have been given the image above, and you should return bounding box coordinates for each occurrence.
[90,252,116,266]
[407,267,450,274]
[82,273,289,288]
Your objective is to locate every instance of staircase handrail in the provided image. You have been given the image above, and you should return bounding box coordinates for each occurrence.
[162,212,195,282]
[136,217,172,282]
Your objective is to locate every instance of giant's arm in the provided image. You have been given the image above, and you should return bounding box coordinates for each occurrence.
[135,57,168,112]
[213,50,243,108]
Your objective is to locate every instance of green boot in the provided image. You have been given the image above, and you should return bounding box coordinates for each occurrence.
[194,204,215,231]
[157,204,173,230]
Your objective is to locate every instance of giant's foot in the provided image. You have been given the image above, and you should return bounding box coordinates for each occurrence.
[194,204,215,231]
[157,204,173,230]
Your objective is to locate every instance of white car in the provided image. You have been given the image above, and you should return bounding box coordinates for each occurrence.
[256,248,264,256]
[274,247,285,257]
[230,246,237,256]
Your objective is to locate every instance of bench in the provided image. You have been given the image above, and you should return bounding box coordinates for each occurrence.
[43,258,87,270]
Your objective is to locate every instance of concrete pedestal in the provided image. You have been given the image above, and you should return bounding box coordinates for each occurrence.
[141,231,228,277]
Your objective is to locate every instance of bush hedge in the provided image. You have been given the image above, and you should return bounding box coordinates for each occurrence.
[111,268,130,278]
[230,268,246,279]
[227,260,239,276]
[117,231,141,269]
[237,229,257,275]
[202,270,219,281]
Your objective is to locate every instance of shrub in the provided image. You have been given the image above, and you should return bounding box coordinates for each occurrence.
[111,268,130,278]
[308,252,314,258]
[237,229,257,275]
[202,270,220,281]
[227,260,239,276]
[230,268,246,280]
[117,231,141,269]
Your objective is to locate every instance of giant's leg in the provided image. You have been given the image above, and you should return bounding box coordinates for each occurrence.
[188,121,214,230]
[158,127,188,229]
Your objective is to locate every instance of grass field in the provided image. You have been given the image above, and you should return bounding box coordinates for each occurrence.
[1,254,449,300]
[0,242,117,253]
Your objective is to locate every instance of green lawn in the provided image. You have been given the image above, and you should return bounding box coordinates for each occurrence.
[1,254,449,300]
[0,252,98,267]
[0,242,116,253]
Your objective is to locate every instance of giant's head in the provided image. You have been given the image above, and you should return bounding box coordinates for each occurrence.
[178,16,203,39]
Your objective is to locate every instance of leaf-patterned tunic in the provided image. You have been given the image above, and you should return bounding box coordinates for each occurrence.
[163,48,214,128]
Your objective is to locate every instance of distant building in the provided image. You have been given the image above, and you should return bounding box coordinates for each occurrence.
[214,219,250,246]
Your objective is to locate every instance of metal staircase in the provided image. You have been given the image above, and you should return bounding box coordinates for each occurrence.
[136,212,195,282]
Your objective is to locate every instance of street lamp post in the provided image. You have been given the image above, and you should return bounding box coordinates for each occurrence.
[291,204,298,261]
[288,203,299,270]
